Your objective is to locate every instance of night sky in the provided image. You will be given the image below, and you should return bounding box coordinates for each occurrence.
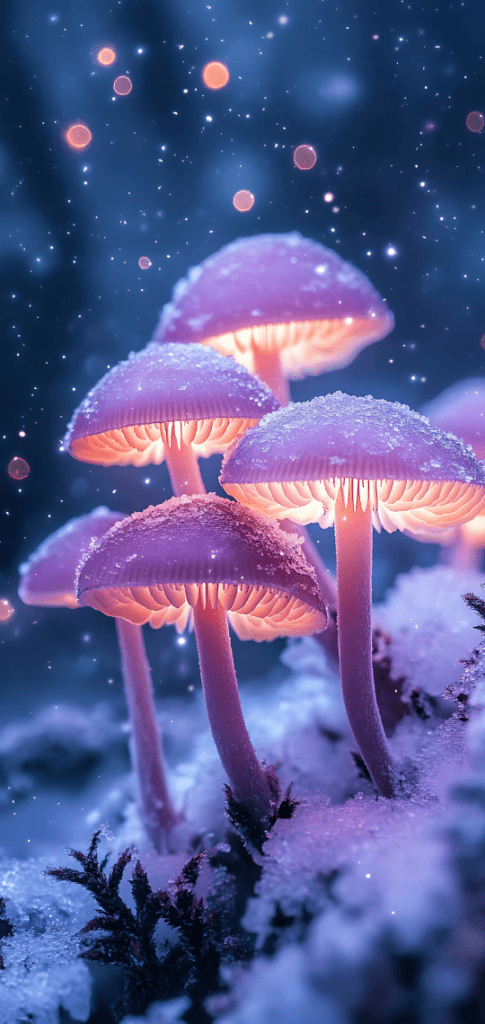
[1,0,485,711]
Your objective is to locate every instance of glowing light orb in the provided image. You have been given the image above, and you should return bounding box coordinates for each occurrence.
[113,75,133,96]
[138,256,152,269]
[323,191,335,203]
[466,111,484,133]
[293,144,317,170]
[480,334,485,350]
[97,47,116,66]
[202,61,230,90]
[232,189,255,212]
[0,599,14,624]
[65,124,92,150]
[8,457,30,480]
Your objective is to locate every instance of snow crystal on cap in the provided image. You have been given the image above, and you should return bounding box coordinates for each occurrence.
[64,342,279,448]
[77,494,325,615]
[220,392,485,486]
[152,233,394,345]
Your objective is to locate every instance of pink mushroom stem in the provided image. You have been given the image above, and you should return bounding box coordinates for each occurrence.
[279,519,339,663]
[444,534,482,573]
[334,489,396,797]
[192,600,274,820]
[252,344,291,406]
[164,434,205,496]
[115,618,179,850]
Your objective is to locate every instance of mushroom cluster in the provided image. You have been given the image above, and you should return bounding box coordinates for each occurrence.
[18,232,485,848]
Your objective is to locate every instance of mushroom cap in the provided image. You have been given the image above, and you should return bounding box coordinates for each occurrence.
[220,392,485,535]
[18,507,125,608]
[64,342,280,466]
[421,378,485,459]
[152,232,395,379]
[77,494,327,641]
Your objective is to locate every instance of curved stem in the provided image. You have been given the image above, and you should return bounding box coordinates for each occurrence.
[251,346,291,406]
[115,619,179,851]
[164,435,205,496]
[334,489,396,797]
[192,600,273,820]
[279,519,339,664]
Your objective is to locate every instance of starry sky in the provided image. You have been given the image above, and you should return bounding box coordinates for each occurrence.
[1,0,485,697]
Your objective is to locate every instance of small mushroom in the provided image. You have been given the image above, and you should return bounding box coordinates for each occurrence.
[220,392,485,796]
[421,378,485,570]
[152,232,394,405]
[77,494,327,826]
[18,507,178,851]
[64,342,279,497]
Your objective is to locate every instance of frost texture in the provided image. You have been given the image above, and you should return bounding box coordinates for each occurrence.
[0,858,94,1024]
[120,999,190,1024]
[221,391,485,487]
[65,341,279,446]
[153,232,392,344]
[377,566,483,697]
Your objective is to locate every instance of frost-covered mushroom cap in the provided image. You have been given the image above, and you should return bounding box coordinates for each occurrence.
[64,342,280,467]
[77,494,327,641]
[220,393,485,535]
[152,233,395,379]
[421,378,485,459]
[18,507,125,609]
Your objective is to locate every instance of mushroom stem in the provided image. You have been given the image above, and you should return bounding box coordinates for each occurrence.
[447,533,481,573]
[279,519,339,664]
[164,435,205,496]
[334,488,396,797]
[251,344,291,406]
[192,599,274,820]
[115,618,179,850]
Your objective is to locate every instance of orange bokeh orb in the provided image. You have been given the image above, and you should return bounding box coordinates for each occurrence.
[114,75,132,96]
[293,144,317,170]
[0,599,14,624]
[466,111,484,133]
[138,256,152,270]
[480,334,485,350]
[8,456,30,480]
[202,61,230,90]
[232,190,255,212]
[65,123,92,150]
[97,46,116,66]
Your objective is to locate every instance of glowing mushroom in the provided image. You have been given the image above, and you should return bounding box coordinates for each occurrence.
[77,494,327,827]
[420,378,485,570]
[18,507,178,852]
[152,232,395,406]
[64,342,280,497]
[220,392,485,796]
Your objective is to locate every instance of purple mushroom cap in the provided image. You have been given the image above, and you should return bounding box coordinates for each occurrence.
[77,494,327,640]
[64,342,280,466]
[421,378,485,459]
[18,507,125,608]
[152,233,395,378]
[220,393,485,535]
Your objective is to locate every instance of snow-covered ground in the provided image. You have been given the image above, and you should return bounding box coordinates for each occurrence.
[1,564,485,1023]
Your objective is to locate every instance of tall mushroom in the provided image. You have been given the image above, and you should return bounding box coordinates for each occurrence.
[152,232,394,406]
[18,507,178,852]
[77,494,327,828]
[220,392,485,796]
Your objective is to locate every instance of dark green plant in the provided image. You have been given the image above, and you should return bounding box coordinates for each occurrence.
[46,831,251,1022]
